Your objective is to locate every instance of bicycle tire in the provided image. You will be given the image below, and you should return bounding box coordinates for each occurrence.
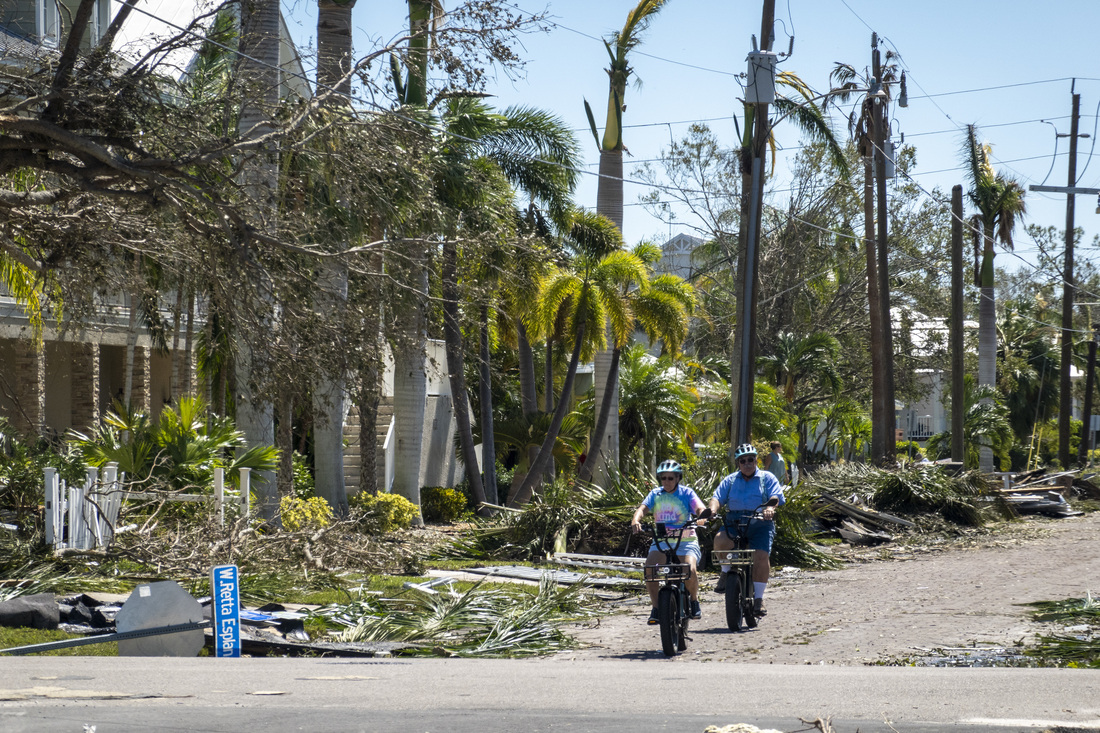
[677,585,689,651]
[725,569,743,632]
[658,586,677,656]
[744,591,758,629]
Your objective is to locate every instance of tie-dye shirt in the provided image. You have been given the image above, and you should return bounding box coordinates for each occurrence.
[643,484,706,542]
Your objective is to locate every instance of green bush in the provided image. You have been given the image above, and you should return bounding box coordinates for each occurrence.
[422,486,467,523]
[350,491,419,532]
[291,451,315,499]
[896,440,924,460]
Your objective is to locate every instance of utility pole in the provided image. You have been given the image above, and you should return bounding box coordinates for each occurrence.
[951,185,965,465]
[871,34,896,464]
[732,0,775,450]
[1057,92,1081,468]
[1028,88,1096,467]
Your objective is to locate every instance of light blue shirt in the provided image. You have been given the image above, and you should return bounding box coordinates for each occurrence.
[713,468,785,514]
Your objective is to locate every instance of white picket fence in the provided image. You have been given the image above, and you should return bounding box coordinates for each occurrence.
[43,465,252,551]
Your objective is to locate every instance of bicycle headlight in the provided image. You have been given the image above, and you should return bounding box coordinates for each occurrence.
[725,552,735,561]
[659,566,671,575]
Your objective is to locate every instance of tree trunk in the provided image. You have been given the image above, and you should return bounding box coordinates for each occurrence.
[478,308,498,504]
[592,148,623,486]
[517,322,538,417]
[310,0,356,517]
[978,231,997,473]
[441,239,488,512]
[579,346,620,485]
[236,0,281,521]
[863,152,885,463]
[510,314,587,506]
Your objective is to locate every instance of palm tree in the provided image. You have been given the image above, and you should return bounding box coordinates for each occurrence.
[434,98,579,509]
[615,343,694,470]
[757,331,842,454]
[960,124,1027,472]
[578,241,696,484]
[829,59,901,464]
[234,0,282,520]
[997,299,1059,446]
[509,210,624,506]
[927,375,1014,469]
[309,0,357,516]
[582,0,670,487]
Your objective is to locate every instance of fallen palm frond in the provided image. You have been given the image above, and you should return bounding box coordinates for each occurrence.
[1022,593,1099,667]
[802,462,1007,527]
[771,484,841,570]
[444,479,633,561]
[1023,592,1100,623]
[326,574,593,657]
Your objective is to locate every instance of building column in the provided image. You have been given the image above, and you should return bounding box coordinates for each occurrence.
[13,338,45,436]
[71,342,100,431]
[133,345,151,415]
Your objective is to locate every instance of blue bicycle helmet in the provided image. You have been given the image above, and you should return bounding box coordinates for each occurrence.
[655,459,683,479]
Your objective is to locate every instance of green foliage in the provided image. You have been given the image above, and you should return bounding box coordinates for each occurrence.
[895,440,925,461]
[803,462,1005,526]
[351,491,419,533]
[771,483,841,570]
[279,495,334,532]
[67,397,277,493]
[1024,592,1100,667]
[0,419,84,530]
[422,486,468,523]
[291,451,316,499]
[447,478,628,561]
[326,574,594,657]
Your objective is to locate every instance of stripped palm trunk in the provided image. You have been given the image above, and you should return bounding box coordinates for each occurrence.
[978,231,996,472]
[863,151,885,463]
[311,0,356,516]
[235,0,280,520]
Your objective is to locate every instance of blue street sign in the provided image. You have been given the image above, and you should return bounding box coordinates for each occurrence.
[210,564,241,658]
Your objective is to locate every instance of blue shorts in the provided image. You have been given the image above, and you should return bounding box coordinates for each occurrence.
[721,516,775,553]
[648,540,702,564]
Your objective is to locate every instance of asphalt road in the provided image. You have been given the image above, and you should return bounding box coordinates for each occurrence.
[2,656,1098,732]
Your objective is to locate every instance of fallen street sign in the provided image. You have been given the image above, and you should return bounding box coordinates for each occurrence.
[210,564,241,658]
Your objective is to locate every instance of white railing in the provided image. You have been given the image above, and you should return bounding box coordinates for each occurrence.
[43,465,251,550]
[383,416,396,492]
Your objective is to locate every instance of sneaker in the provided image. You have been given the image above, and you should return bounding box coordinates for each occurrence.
[647,608,659,625]
[714,572,728,593]
[753,597,766,617]
[690,599,702,619]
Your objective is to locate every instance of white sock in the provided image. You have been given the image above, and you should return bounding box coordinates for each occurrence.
[720,564,731,573]
[754,581,767,599]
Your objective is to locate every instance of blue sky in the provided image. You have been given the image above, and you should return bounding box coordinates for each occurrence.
[178,2,1100,277]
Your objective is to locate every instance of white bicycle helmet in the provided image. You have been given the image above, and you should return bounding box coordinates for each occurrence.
[655,459,683,478]
[733,443,757,460]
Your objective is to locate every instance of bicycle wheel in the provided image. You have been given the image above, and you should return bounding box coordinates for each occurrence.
[724,569,743,632]
[744,589,758,629]
[677,585,689,651]
[658,586,677,656]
